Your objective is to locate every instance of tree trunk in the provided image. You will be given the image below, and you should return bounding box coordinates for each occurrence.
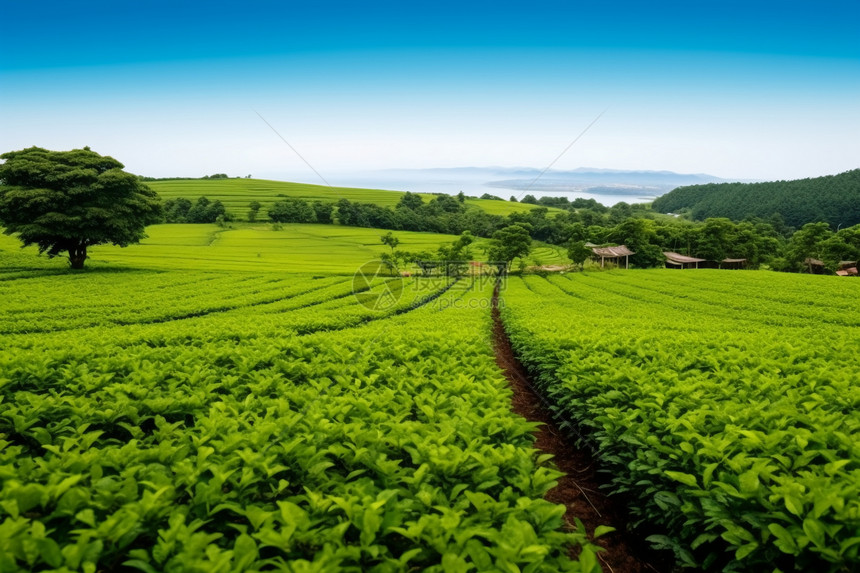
[68,245,87,269]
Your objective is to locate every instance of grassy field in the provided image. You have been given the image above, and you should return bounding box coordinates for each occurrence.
[2,224,569,274]
[146,178,558,219]
[93,224,489,273]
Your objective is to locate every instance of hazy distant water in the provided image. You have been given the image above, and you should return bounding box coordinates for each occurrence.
[260,169,661,207]
[323,174,657,207]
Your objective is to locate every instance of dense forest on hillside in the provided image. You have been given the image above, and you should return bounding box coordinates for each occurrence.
[652,169,860,228]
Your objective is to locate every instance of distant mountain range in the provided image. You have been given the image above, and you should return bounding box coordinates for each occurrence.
[377,167,739,199]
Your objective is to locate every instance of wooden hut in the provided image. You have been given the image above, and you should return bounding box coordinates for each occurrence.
[804,258,825,274]
[836,261,858,277]
[663,252,706,269]
[721,258,748,270]
[591,245,635,269]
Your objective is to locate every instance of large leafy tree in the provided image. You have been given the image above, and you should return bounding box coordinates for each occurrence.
[608,217,662,267]
[0,146,162,269]
[486,223,532,272]
[567,240,593,270]
[694,217,737,261]
[268,198,317,223]
[787,222,833,271]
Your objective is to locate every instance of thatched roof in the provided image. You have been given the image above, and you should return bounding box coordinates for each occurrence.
[592,245,635,257]
[663,252,705,265]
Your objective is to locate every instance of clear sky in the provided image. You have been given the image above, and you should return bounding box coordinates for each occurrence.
[1,0,858,182]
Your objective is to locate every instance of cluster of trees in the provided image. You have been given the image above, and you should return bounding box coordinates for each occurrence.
[336,191,859,272]
[140,174,251,182]
[521,195,609,212]
[783,223,860,271]
[254,192,859,273]
[379,224,533,275]
[332,192,526,238]
[267,199,334,224]
[162,197,231,224]
[560,216,858,273]
[652,169,860,229]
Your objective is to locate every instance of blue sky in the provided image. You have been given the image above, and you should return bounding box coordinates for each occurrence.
[1,0,858,182]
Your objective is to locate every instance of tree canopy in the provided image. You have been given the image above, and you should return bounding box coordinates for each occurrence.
[486,224,533,271]
[567,240,592,270]
[163,196,230,223]
[0,147,162,268]
[268,198,329,224]
[652,169,860,228]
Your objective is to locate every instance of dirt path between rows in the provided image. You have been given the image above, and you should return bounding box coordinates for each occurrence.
[491,283,671,573]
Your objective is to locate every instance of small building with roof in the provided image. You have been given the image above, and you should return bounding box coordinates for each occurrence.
[720,258,748,270]
[591,245,635,269]
[836,261,858,276]
[663,252,706,269]
[804,258,825,274]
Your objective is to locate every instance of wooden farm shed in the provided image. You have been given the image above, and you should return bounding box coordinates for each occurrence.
[663,252,706,269]
[591,245,635,269]
[721,258,748,270]
[836,261,858,277]
[804,258,825,274]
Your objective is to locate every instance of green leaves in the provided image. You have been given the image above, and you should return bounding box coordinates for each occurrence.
[501,270,860,572]
[768,523,799,555]
[0,147,162,268]
[664,471,698,488]
[0,276,590,571]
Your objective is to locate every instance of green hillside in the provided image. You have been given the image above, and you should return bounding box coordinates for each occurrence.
[1,223,568,274]
[652,169,860,228]
[146,178,553,219]
[92,224,488,273]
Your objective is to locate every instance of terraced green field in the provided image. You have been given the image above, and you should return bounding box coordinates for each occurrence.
[147,179,554,220]
[501,270,860,572]
[87,224,483,273]
[2,224,568,274]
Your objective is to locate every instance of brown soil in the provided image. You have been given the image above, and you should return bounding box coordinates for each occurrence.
[491,284,672,573]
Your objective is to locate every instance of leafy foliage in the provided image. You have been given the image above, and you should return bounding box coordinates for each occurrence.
[247,201,262,222]
[486,224,533,270]
[163,196,230,223]
[268,198,318,224]
[0,147,162,268]
[0,271,599,572]
[652,169,860,229]
[501,270,860,571]
[566,241,592,270]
